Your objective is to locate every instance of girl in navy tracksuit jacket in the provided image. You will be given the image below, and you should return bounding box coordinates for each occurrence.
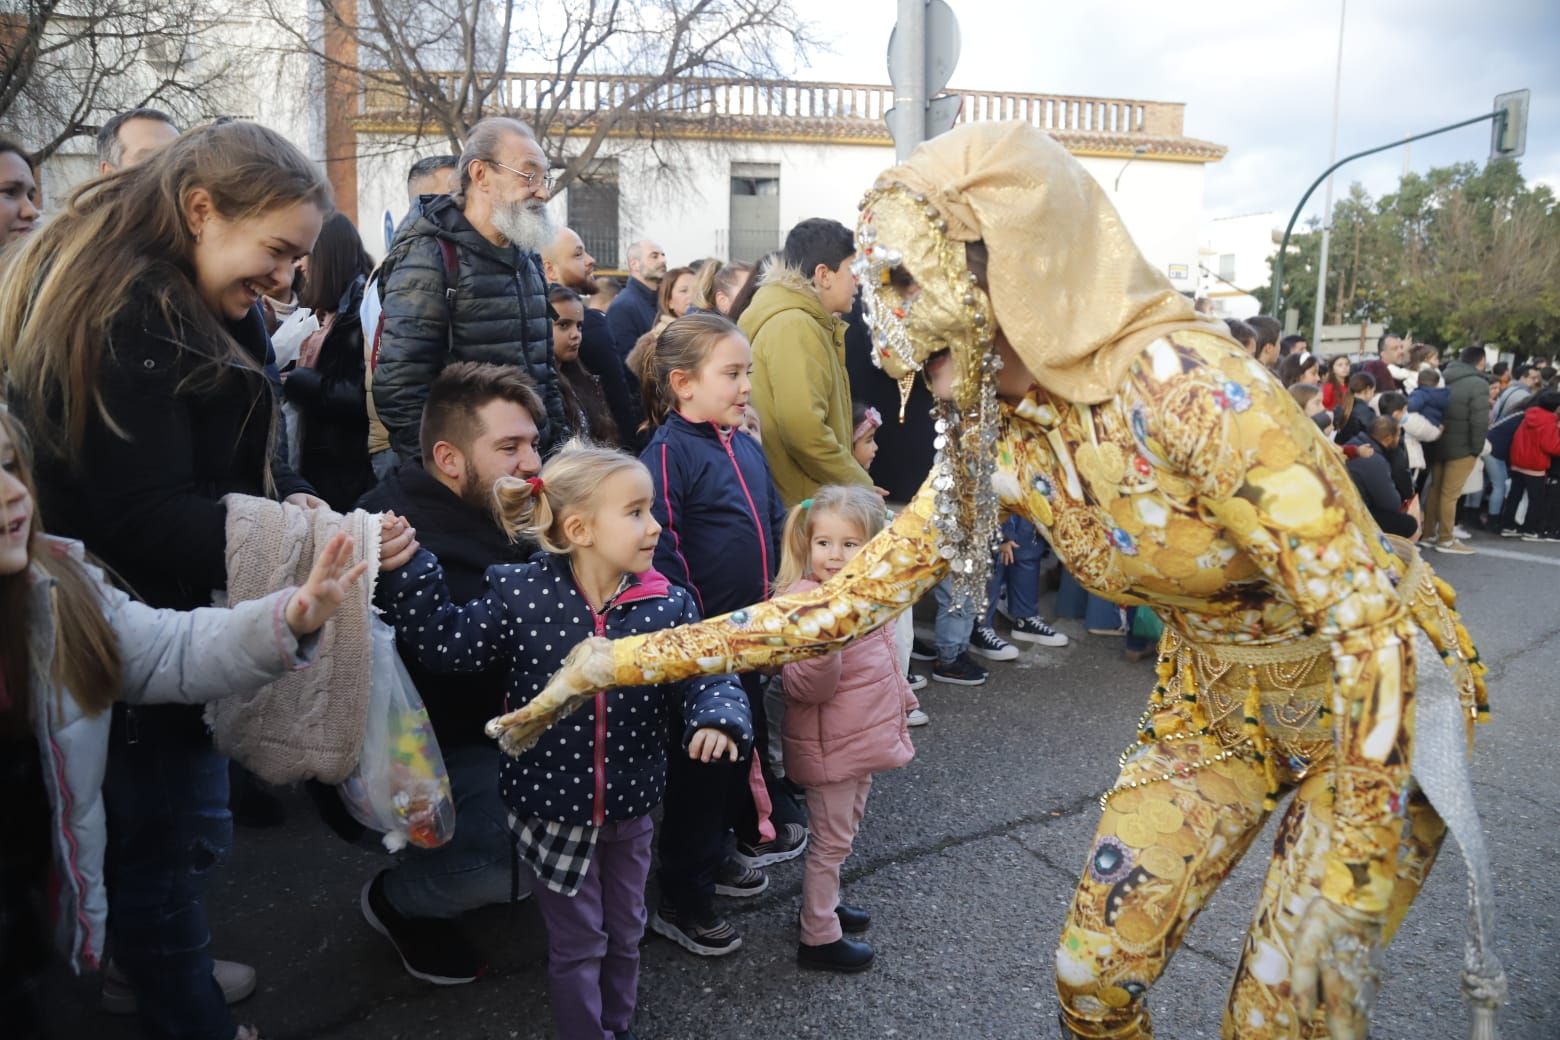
[376,440,751,1039]
[635,312,802,957]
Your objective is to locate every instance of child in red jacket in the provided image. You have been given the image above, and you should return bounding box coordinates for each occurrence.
[777,485,918,974]
[1509,391,1560,540]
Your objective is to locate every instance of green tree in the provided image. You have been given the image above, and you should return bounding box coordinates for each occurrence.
[1267,159,1560,356]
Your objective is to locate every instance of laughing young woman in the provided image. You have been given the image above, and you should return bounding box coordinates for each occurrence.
[0,120,332,1040]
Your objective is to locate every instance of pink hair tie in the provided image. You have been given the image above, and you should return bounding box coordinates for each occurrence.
[852,406,882,444]
[526,476,545,494]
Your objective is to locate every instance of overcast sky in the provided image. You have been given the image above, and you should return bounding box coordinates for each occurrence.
[789,0,1559,223]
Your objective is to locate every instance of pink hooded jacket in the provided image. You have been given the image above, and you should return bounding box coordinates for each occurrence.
[779,579,916,787]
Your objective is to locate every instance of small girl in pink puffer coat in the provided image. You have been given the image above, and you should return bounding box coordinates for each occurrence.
[777,485,917,974]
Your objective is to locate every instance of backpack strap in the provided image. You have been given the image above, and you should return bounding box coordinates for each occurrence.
[437,238,459,303]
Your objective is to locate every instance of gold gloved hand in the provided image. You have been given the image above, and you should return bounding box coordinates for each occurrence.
[484,636,616,757]
[1290,896,1387,1040]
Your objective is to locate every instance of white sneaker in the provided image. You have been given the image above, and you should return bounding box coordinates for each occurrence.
[1454,525,1472,540]
[103,958,257,1015]
[906,708,930,727]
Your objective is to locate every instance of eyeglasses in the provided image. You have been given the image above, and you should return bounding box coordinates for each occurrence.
[485,159,553,193]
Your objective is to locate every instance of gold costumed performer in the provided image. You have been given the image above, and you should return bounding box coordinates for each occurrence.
[486,123,1506,1039]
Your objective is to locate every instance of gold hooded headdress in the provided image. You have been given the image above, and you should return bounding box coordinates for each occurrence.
[854,121,1211,606]
[856,120,1207,404]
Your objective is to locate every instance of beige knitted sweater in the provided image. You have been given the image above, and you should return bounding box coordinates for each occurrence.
[205,495,380,784]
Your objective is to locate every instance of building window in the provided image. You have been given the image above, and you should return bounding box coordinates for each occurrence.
[568,160,619,269]
[730,161,780,262]
[1218,253,1236,282]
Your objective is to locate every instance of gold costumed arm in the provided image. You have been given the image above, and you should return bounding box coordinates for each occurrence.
[1151,348,1411,1037]
[486,482,950,756]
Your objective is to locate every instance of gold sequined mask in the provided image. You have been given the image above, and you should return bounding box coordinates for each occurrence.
[855,183,1004,608]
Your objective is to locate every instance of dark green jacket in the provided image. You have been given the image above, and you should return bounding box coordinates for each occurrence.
[1433,361,1491,462]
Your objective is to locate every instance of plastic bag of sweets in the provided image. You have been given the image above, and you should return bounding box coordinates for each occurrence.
[339,618,457,851]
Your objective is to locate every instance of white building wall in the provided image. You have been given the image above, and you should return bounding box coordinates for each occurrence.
[1197,211,1280,318]
[351,133,1213,286]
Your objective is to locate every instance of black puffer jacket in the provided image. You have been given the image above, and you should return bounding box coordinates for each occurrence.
[373,194,565,460]
[283,276,375,511]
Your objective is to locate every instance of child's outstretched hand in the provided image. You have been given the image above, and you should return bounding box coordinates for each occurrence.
[689,727,738,763]
[284,532,371,636]
[379,511,419,571]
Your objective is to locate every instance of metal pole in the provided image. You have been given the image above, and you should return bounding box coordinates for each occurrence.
[1312,0,1346,341]
[891,0,927,161]
[1269,110,1501,318]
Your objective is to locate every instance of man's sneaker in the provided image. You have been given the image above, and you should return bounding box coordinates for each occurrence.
[1010,616,1069,647]
[906,670,928,692]
[1500,527,1523,537]
[1433,540,1477,555]
[734,822,809,868]
[1521,532,1542,542]
[103,957,258,1015]
[909,637,937,662]
[1453,525,1472,540]
[932,653,987,686]
[969,625,1019,661]
[906,708,930,727]
[714,858,769,898]
[360,871,486,985]
[650,905,742,957]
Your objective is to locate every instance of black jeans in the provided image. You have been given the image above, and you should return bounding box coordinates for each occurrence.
[1500,472,1547,534]
[657,674,803,919]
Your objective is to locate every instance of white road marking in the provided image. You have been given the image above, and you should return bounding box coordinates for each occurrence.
[1441,544,1560,568]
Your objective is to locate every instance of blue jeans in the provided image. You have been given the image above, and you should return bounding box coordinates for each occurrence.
[104,704,234,1040]
[985,517,1046,625]
[1055,570,1124,632]
[382,744,532,919]
[1484,456,1509,519]
[932,576,975,663]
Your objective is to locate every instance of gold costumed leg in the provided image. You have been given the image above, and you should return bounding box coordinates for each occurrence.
[1057,735,1271,1039]
[1223,775,1447,1040]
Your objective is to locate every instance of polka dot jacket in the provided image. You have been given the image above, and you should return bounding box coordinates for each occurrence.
[378,548,754,826]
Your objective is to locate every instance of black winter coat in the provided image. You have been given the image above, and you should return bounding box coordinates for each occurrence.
[14,291,311,612]
[373,195,565,460]
[579,307,644,451]
[378,550,753,826]
[356,463,533,747]
[284,276,375,511]
[605,277,658,360]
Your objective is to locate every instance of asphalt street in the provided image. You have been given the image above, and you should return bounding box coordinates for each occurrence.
[46,533,1560,1040]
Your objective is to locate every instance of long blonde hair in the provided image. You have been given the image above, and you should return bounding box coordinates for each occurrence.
[0,410,121,726]
[0,121,332,462]
[773,485,887,593]
[491,439,647,553]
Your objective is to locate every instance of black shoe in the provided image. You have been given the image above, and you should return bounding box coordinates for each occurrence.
[835,904,870,934]
[649,905,742,956]
[969,625,1019,661]
[797,936,875,973]
[909,637,937,662]
[714,857,769,898]
[931,652,987,686]
[360,871,485,985]
[734,822,809,868]
[906,670,928,692]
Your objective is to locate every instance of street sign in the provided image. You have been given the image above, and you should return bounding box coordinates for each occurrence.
[887,0,960,97]
[1491,89,1530,160]
[885,0,962,158]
